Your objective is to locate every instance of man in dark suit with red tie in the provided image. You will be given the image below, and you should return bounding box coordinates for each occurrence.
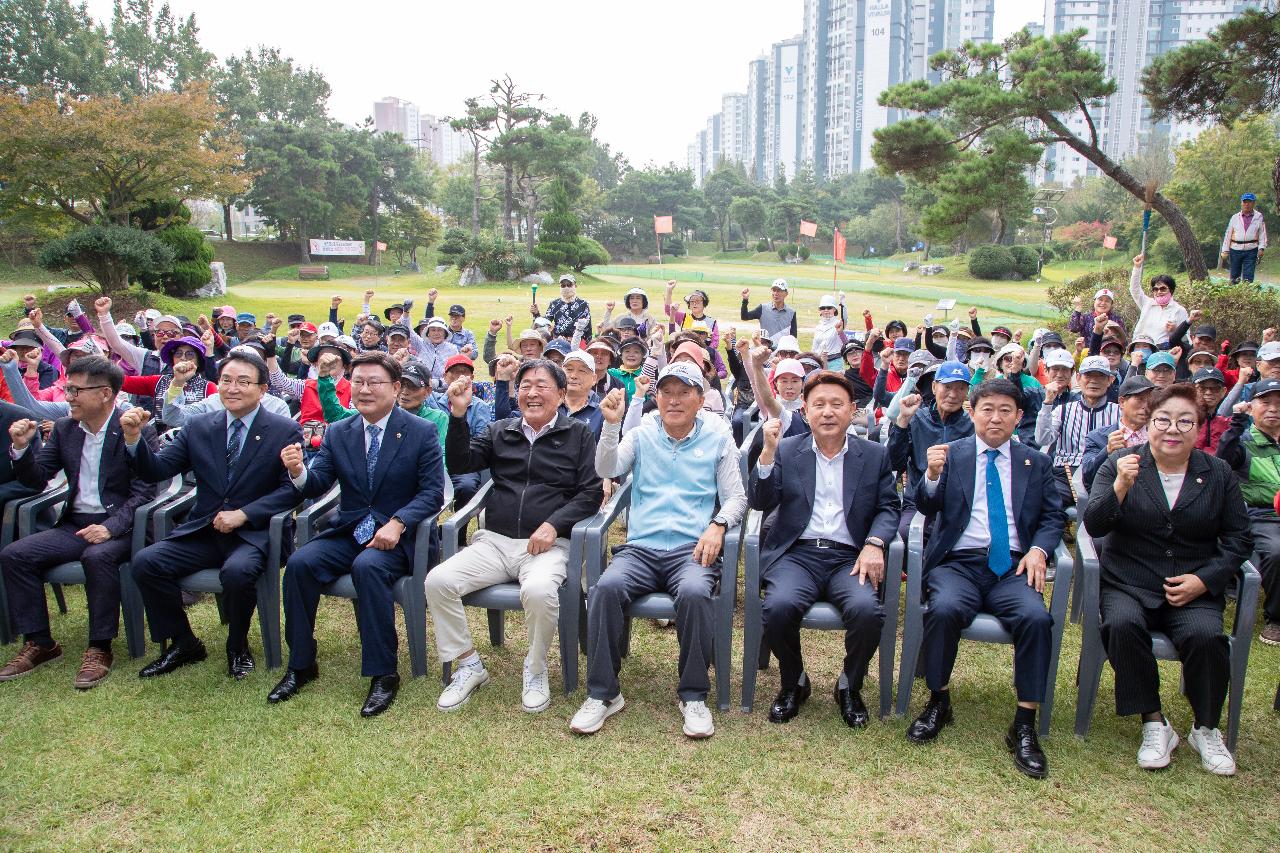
[122,351,303,681]
[907,378,1065,779]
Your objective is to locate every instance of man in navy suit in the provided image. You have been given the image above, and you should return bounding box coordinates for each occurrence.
[121,351,303,681]
[0,357,155,689]
[907,377,1065,779]
[749,371,901,728]
[270,351,445,717]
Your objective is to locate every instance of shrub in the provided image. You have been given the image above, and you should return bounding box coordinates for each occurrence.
[798,245,811,260]
[38,224,173,294]
[1009,245,1040,279]
[665,236,685,256]
[756,238,769,252]
[787,243,799,257]
[967,244,1017,279]
[437,227,470,265]
[777,245,790,262]
[574,237,610,270]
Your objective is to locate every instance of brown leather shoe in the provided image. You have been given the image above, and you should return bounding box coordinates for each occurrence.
[75,648,113,690]
[0,641,63,680]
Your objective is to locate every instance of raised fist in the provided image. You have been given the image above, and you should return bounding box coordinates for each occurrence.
[1132,254,1145,267]
[605,301,615,311]
[968,307,978,320]
[22,294,36,307]
[364,289,375,301]
[1114,452,1140,491]
[280,443,305,478]
[504,314,514,327]
[666,279,677,290]
[926,444,949,479]
[494,354,519,382]
[447,375,473,417]
[28,307,43,328]
[331,295,343,309]
[317,352,342,378]
[741,288,750,300]
[119,407,152,443]
[600,388,626,424]
[897,393,922,425]
[1093,314,1108,334]
[1263,327,1276,343]
[172,358,197,384]
[94,296,112,315]
[1106,429,1127,454]
[197,314,211,331]
[1188,309,1203,324]
[634,372,652,397]
[749,345,771,364]
[427,288,439,303]
[8,418,38,451]
[761,416,781,454]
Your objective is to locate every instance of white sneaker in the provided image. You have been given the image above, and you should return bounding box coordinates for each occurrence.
[1188,726,1236,776]
[570,694,626,734]
[522,666,551,713]
[437,663,489,712]
[680,700,715,738]
[1137,719,1178,769]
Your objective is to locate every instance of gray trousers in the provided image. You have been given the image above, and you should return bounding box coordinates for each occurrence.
[586,543,717,702]
[1248,510,1280,624]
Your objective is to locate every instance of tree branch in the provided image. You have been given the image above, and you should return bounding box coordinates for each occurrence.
[1074,93,1099,150]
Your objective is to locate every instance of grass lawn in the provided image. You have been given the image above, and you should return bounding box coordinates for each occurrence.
[0,568,1276,849]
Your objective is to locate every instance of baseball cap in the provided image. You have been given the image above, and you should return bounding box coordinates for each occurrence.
[966,336,994,354]
[991,326,1013,339]
[558,273,577,285]
[672,341,709,366]
[1079,355,1112,375]
[1259,341,1280,361]
[770,358,805,385]
[1099,336,1125,352]
[1193,324,1217,340]
[1093,288,1115,301]
[1231,340,1259,356]
[298,322,319,335]
[335,335,357,350]
[317,322,340,339]
[1242,192,1257,201]
[619,337,647,354]
[287,314,306,326]
[1127,334,1155,353]
[386,324,410,339]
[771,278,789,291]
[774,335,801,353]
[444,354,474,374]
[908,350,937,371]
[1145,352,1176,371]
[57,335,104,365]
[1186,349,1217,366]
[892,337,915,352]
[934,361,971,384]
[236,312,256,324]
[424,318,448,332]
[562,350,595,372]
[1253,378,1280,397]
[1039,331,1064,348]
[144,309,163,322]
[1192,367,1226,385]
[657,361,706,390]
[542,338,571,357]
[532,316,552,330]
[308,342,351,366]
[1043,348,1075,370]
[400,362,430,388]
[841,338,865,357]
[448,304,466,316]
[996,342,1026,364]
[817,294,838,309]
[1118,375,1154,397]
[114,321,138,338]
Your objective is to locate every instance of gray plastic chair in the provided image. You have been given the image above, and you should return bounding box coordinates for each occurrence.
[1072,532,1260,751]
[128,487,300,670]
[582,480,742,712]
[293,481,445,679]
[0,476,69,644]
[895,513,1074,738]
[740,509,904,717]
[8,477,185,658]
[439,479,598,694]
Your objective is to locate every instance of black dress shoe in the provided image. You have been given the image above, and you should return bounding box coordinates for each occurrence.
[767,678,812,724]
[227,650,255,680]
[361,673,401,717]
[835,682,870,729]
[267,665,319,704]
[1006,721,1049,779]
[139,640,207,678]
[906,696,953,743]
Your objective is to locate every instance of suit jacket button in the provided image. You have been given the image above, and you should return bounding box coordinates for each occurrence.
[1165,550,1173,557]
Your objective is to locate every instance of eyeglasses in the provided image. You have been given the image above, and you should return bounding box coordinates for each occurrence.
[63,385,110,398]
[1150,285,1171,294]
[350,379,391,389]
[153,328,181,339]
[1150,415,1197,433]
[217,376,259,388]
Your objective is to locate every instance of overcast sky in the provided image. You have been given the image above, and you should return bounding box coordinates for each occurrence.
[85,0,1047,167]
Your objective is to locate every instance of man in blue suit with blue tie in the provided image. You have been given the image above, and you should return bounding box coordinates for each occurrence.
[122,351,303,681]
[907,377,1065,779]
[271,351,445,717]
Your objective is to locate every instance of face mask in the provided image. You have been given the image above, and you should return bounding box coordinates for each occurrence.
[968,354,986,370]
[782,398,804,412]
[991,335,1009,349]
[1154,292,1172,307]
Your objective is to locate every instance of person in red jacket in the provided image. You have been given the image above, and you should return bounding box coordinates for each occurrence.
[1192,367,1231,453]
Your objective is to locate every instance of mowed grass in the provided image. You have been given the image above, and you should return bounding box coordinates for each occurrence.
[0,570,1276,850]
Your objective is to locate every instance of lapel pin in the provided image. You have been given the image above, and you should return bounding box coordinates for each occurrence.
[396,432,401,439]
[1196,477,1203,483]
[1024,459,1031,466]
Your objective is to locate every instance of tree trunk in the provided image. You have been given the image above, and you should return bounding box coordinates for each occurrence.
[893,198,904,252]
[502,167,515,240]
[1272,152,1280,215]
[222,203,235,241]
[470,144,482,237]
[923,241,931,261]
[299,224,311,264]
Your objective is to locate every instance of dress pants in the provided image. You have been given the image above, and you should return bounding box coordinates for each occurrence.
[425,529,567,674]
[1247,509,1280,624]
[132,528,266,653]
[283,530,411,677]
[0,513,128,643]
[922,549,1053,703]
[585,543,717,703]
[1100,584,1229,728]
[761,544,883,692]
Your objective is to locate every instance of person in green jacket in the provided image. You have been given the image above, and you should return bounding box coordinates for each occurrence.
[608,338,647,404]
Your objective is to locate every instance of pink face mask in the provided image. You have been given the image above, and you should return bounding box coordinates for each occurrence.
[1153,292,1172,307]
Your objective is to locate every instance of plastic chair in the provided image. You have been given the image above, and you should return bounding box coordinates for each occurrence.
[0,477,69,644]
[8,477,185,658]
[439,480,598,694]
[582,480,743,712]
[128,487,299,670]
[1072,532,1260,751]
[740,509,904,718]
[895,514,1074,738]
[293,481,448,679]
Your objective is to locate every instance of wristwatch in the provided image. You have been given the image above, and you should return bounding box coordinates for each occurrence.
[864,536,887,551]
[710,518,729,531]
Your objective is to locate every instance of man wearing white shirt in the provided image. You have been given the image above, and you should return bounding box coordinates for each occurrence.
[1128,253,1188,346]
[1220,192,1267,283]
[906,378,1065,779]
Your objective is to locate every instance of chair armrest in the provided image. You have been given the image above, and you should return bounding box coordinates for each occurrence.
[268,501,302,564]
[584,480,633,590]
[295,484,341,546]
[742,510,763,595]
[16,482,71,539]
[905,512,927,603]
[1047,538,1074,621]
[441,479,494,560]
[1231,559,1262,639]
[153,489,198,539]
[130,476,184,555]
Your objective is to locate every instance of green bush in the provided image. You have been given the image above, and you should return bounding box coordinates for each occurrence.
[1038,245,1055,265]
[755,239,769,252]
[777,245,791,262]
[1009,245,1040,279]
[967,244,1017,279]
[664,236,685,256]
[38,224,174,293]
[798,246,811,260]
[1150,233,1220,274]
[574,237,610,270]
[787,243,799,257]
[437,227,470,266]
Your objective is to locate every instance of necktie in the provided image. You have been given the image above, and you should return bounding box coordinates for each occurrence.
[226,419,244,477]
[354,424,382,545]
[985,448,1012,576]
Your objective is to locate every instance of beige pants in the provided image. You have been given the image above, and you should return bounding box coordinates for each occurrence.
[424,529,567,674]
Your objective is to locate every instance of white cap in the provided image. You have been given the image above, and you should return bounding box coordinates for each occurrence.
[773,334,800,352]
[1043,348,1075,369]
[533,316,552,330]
[317,322,340,339]
[817,294,838,309]
[657,361,707,390]
[114,321,138,338]
[771,278,789,291]
[1094,288,1115,301]
[143,308,162,321]
[1079,355,1112,375]
[1259,341,1280,361]
[425,317,448,331]
[335,334,357,349]
[562,350,595,372]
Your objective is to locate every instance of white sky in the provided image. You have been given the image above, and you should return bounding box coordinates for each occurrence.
[85,0,1047,168]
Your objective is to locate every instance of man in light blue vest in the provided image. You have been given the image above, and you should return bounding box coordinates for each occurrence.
[572,362,747,739]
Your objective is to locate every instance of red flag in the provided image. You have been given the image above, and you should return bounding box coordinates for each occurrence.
[799,220,817,238]
[1102,234,1118,250]
[654,215,673,234]
[375,241,387,252]
[833,228,846,262]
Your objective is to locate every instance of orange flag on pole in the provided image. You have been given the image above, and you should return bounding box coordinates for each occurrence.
[799,220,817,238]
[654,215,673,234]
[833,228,847,262]
[1102,234,1118,250]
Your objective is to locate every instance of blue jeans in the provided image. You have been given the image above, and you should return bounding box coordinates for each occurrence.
[1229,248,1258,283]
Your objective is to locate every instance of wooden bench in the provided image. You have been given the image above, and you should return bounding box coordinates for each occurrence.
[298,265,330,280]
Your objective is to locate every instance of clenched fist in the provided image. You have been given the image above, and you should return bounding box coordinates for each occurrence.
[447,376,473,417]
[600,388,626,424]
[1114,452,1141,495]
[212,509,248,533]
[896,393,922,427]
[1106,429,1126,454]
[280,443,305,478]
[760,416,782,459]
[172,358,197,384]
[119,407,152,444]
[95,296,112,316]
[427,288,439,303]
[741,288,750,300]
[331,295,343,309]
[926,444,949,480]
[489,319,502,335]
[494,354,519,383]
[8,418,38,451]
[28,308,43,328]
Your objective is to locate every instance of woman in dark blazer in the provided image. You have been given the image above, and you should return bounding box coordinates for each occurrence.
[1084,383,1252,776]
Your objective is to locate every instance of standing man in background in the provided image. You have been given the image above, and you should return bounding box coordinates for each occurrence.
[1221,193,1266,284]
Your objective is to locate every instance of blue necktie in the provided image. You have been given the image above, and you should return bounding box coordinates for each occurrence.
[226,419,244,478]
[985,448,1012,576]
[353,424,382,545]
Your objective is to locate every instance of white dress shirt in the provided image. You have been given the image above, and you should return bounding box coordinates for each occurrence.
[758,439,854,546]
[925,436,1028,555]
[291,409,392,489]
[72,419,110,515]
[520,416,556,445]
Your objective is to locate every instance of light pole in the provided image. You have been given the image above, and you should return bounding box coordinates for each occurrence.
[1031,188,1066,281]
